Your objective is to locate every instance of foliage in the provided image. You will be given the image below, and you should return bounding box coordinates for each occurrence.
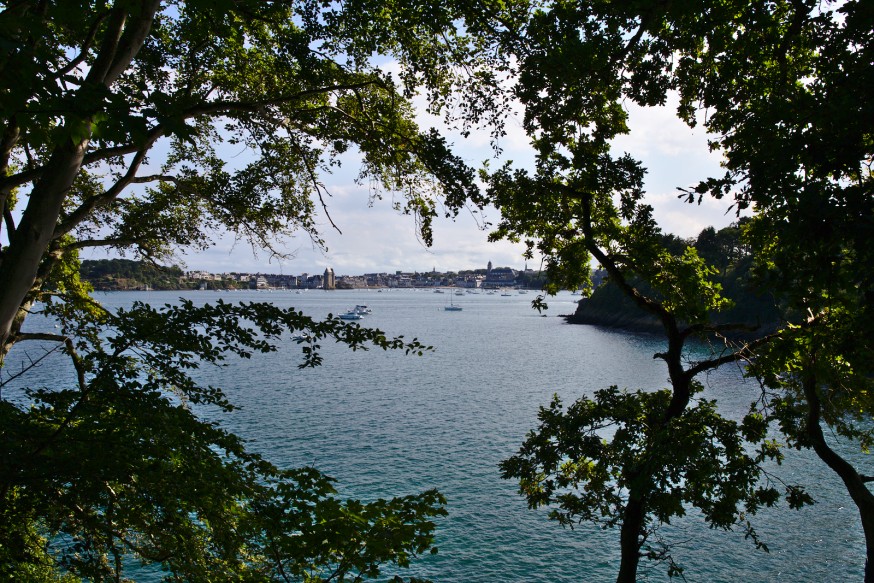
[0,0,505,348]
[0,0,505,580]
[457,0,873,579]
[571,221,782,334]
[452,0,865,579]
[485,142,784,578]
[80,258,186,290]
[501,384,801,562]
[1,292,440,581]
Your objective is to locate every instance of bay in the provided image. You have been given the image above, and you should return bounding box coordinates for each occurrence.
[10,289,866,581]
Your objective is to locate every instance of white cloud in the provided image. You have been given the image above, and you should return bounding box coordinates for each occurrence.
[644,190,741,239]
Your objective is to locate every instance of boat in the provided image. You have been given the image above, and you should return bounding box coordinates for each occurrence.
[455,290,464,296]
[434,289,444,293]
[291,333,311,343]
[338,311,363,320]
[500,290,513,296]
[353,304,372,315]
[444,295,463,311]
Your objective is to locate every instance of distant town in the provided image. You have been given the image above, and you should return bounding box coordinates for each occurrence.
[80,259,551,291]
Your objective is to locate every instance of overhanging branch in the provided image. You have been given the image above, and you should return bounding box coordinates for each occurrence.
[1,80,386,193]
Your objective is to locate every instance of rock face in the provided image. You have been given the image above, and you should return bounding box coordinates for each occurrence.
[567,283,662,334]
[568,301,663,333]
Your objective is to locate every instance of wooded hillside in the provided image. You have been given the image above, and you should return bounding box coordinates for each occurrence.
[569,222,783,336]
[80,259,186,290]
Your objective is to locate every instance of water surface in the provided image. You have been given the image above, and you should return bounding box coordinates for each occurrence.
[11,289,866,581]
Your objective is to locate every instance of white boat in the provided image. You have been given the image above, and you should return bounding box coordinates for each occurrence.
[291,333,311,343]
[455,290,464,296]
[353,304,372,315]
[338,311,363,320]
[434,289,444,293]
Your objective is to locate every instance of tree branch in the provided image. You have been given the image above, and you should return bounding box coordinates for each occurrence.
[0,118,20,242]
[130,174,180,184]
[284,128,341,235]
[103,0,162,85]
[10,333,88,398]
[571,185,672,328]
[13,332,68,343]
[0,335,66,396]
[52,10,111,80]
[54,143,157,238]
[65,237,142,251]
[3,207,14,237]
[0,80,386,193]
[84,4,128,85]
[803,368,874,508]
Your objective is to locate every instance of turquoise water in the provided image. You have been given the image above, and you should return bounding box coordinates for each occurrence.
[10,289,867,581]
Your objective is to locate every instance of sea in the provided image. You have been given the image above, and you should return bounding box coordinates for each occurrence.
[7,288,868,581]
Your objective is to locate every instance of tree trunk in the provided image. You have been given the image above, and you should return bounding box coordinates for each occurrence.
[0,141,89,356]
[616,495,645,583]
[864,507,874,583]
[0,0,161,359]
[804,374,874,582]
[811,433,874,583]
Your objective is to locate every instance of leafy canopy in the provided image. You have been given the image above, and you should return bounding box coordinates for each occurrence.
[0,0,511,580]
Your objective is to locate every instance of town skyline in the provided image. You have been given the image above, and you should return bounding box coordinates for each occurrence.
[80,257,552,291]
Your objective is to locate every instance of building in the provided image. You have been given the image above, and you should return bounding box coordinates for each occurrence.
[482,265,517,288]
[323,267,336,290]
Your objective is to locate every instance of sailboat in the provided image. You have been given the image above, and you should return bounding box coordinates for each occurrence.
[444,294,463,311]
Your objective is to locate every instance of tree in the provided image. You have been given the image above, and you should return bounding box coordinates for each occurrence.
[490,161,800,581]
[0,1,502,579]
[2,298,447,581]
[0,0,501,352]
[457,0,871,580]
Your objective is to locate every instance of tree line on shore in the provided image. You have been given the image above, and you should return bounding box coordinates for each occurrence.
[571,219,783,336]
[80,258,189,290]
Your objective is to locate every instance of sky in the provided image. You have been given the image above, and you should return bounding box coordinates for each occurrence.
[78,90,738,278]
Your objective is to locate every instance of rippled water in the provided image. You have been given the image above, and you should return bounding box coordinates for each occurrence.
[11,289,867,581]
